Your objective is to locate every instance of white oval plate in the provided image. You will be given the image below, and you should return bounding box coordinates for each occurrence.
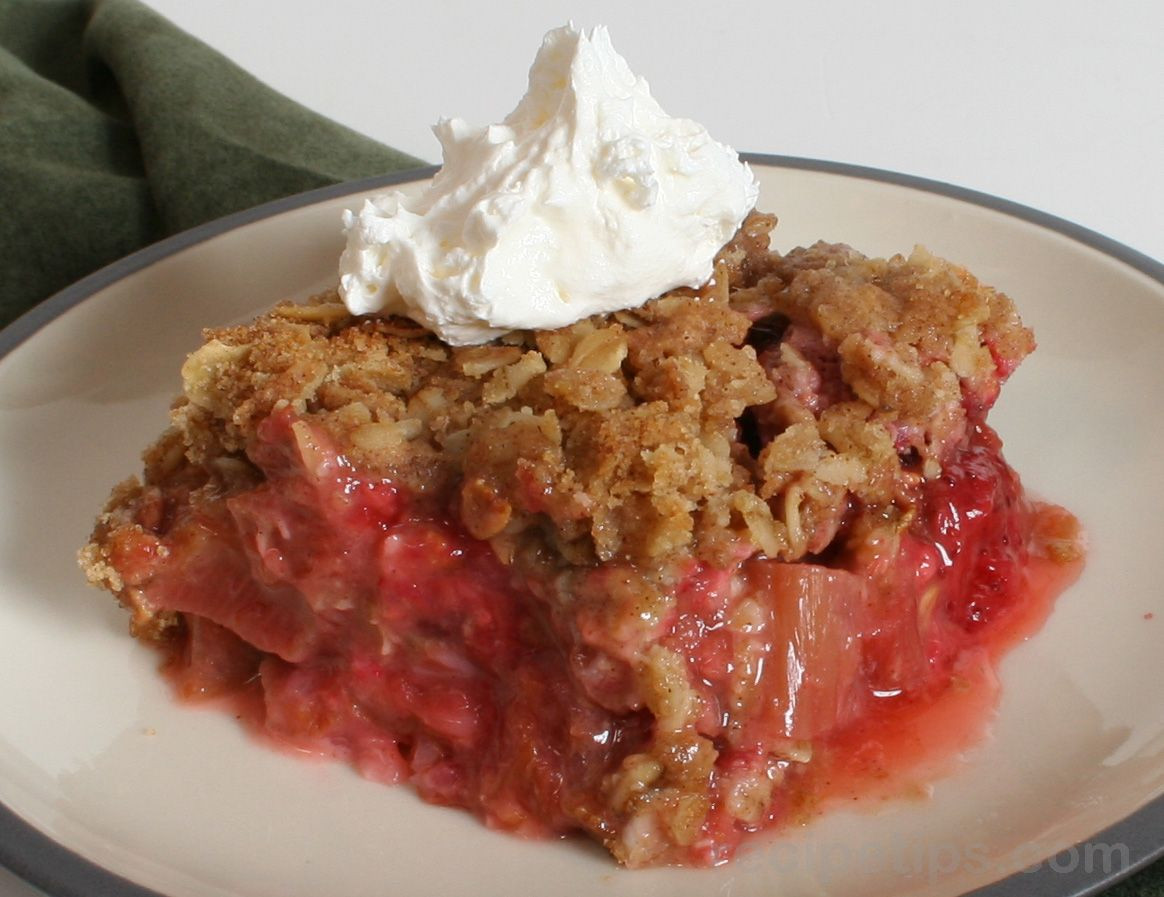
[0,158,1161,897]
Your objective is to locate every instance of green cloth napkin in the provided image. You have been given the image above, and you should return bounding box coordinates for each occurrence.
[0,1,1161,896]
[0,0,425,328]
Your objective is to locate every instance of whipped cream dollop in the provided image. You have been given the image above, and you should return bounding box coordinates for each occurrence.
[339,24,759,345]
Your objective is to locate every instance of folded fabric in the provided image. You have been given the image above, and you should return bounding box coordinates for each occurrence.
[0,0,425,328]
[0,1,1160,896]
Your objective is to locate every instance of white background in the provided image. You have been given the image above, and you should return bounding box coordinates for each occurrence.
[132,0,1164,266]
[2,1,1160,895]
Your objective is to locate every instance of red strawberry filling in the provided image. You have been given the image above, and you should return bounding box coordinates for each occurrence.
[104,407,1080,866]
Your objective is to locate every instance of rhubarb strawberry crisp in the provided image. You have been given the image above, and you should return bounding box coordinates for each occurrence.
[80,212,1083,866]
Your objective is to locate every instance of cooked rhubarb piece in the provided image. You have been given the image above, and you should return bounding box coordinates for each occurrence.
[81,214,1082,867]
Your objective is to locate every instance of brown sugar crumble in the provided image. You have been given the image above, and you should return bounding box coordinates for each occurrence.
[82,212,1034,634]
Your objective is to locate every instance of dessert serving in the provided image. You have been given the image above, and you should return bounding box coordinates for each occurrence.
[80,26,1083,868]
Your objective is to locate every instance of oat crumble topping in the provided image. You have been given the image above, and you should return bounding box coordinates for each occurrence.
[84,212,1033,626]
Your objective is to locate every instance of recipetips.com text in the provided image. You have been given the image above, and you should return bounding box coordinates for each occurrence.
[762,833,1132,886]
